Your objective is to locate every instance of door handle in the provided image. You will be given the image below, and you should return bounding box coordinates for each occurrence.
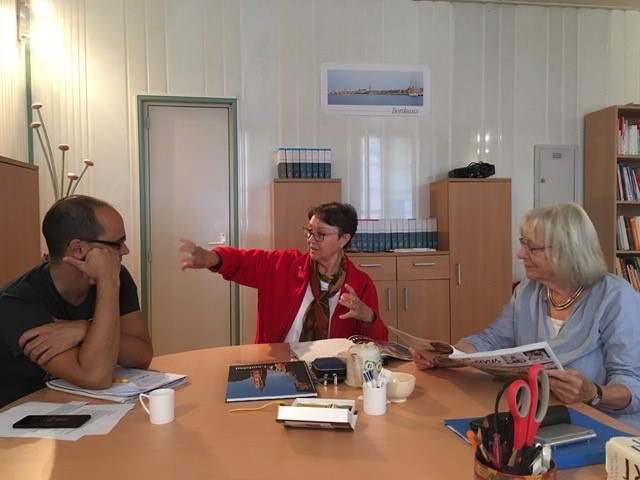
[207,233,227,246]
[358,263,382,268]
[403,287,408,310]
[386,288,392,311]
[456,263,462,285]
[413,262,435,267]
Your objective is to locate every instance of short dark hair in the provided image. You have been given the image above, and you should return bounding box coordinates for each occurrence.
[42,195,113,259]
[308,202,358,248]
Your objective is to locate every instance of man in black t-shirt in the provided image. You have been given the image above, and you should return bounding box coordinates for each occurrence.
[0,196,153,407]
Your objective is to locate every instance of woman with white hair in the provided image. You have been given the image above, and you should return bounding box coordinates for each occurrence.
[412,202,640,429]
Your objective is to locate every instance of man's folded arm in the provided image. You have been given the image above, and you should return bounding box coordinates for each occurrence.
[39,278,121,390]
[117,310,153,368]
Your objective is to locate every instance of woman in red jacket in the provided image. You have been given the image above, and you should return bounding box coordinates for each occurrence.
[179,202,388,344]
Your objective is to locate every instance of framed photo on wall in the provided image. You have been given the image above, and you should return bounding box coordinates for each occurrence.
[321,63,430,116]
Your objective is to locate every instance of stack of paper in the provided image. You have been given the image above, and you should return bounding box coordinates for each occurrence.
[46,367,189,403]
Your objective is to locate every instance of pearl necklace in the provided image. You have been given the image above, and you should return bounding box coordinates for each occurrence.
[547,285,584,311]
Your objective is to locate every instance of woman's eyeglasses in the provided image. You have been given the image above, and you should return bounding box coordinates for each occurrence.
[302,227,339,243]
[518,237,550,255]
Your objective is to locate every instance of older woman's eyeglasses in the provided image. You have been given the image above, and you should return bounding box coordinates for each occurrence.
[518,237,550,255]
[302,227,339,242]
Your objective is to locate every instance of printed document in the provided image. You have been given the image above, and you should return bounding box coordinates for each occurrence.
[388,325,563,378]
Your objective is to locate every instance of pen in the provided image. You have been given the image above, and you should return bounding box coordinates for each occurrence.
[362,370,375,388]
[113,377,128,383]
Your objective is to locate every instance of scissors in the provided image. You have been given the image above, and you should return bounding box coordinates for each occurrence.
[507,364,550,468]
[525,364,549,446]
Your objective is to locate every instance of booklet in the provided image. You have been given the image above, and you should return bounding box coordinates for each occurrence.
[388,325,564,378]
[46,366,189,403]
[225,360,318,402]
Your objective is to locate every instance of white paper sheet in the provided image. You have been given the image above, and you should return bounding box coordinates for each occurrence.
[0,401,135,441]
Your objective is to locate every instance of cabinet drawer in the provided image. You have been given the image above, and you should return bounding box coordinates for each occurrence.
[352,256,396,281]
[397,255,449,280]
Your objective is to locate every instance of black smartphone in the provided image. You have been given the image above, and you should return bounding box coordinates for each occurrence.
[13,414,92,429]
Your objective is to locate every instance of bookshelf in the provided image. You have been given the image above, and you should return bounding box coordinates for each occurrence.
[584,105,640,291]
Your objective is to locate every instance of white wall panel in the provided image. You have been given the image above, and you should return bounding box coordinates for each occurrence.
[166,0,205,95]
[3,0,640,342]
[0,0,28,162]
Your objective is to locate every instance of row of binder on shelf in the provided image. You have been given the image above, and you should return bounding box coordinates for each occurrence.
[349,218,438,253]
[617,164,640,201]
[617,215,640,251]
[617,117,640,155]
[616,256,640,293]
[276,147,332,179]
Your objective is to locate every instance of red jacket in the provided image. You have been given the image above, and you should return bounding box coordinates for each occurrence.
[211,248,389,343]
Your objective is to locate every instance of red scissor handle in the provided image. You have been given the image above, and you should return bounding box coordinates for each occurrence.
[525,364,550,446]
[507,379,531,452]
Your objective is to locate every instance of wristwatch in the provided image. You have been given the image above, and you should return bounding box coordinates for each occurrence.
[587,384,603,406]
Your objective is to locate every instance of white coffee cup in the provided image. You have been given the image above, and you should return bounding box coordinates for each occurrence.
[363,383,387,415]
[139,388,175,425]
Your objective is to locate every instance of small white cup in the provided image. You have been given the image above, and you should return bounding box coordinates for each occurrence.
[362,383,387,416]
[139,388,175,425]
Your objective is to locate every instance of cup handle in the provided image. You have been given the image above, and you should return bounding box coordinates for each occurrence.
[139,393,151,415]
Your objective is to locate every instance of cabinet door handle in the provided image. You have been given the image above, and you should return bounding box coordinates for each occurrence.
[358,263,382,268]
[403,288,408,310]
[456,263,462,285]
[413,262,436,267]
[386,288,392,311]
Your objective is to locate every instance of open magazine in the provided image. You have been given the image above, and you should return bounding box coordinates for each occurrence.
[388,325,564,378]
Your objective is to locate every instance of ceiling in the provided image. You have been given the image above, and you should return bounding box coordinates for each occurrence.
[412,0,640,10]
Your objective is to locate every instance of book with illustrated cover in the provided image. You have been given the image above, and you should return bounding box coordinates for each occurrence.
[225,360,318,402]
[388,325,563,378]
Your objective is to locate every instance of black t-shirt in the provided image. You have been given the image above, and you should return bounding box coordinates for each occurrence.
[0,263,140,407]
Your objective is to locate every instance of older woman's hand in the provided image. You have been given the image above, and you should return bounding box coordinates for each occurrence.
[179,238,221,270]
[338,283,374,325]
[410,348,437,370]
[546,368,596,404]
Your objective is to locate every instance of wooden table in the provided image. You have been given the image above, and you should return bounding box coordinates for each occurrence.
[1,343,635,479]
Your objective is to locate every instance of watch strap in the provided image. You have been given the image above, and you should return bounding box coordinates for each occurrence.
[587,384,603,406]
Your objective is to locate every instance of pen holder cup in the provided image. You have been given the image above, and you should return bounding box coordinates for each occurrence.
[474,458,557,480]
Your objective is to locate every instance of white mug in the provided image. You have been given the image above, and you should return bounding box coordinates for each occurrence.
[344,343,381,387]
[139,388,175,425]
[363,383,387,416]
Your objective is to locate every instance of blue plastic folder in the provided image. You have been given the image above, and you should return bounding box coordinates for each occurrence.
[444,408,634,469]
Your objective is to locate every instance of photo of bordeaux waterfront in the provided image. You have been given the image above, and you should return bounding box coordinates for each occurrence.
[327,68,425,107]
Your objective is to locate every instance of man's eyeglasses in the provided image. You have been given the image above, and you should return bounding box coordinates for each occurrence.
[518,237,550,255]
[302,227,339,243]
[81,238,126,249]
